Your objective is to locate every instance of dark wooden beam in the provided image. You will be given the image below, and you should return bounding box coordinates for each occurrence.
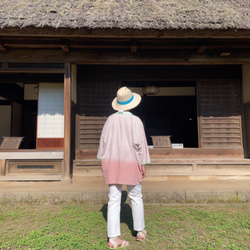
[1,27,250,39]
[2,39,250,50]
[0,68,64,73]
[1,37,250,52]
[3,39,60,49]
[0,73,64,83]
[0,49,249,65]
[71,43,130,49]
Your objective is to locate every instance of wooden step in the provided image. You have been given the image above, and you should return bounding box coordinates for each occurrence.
[75,148,244,159]
[73,158,250,182]
[0,175,62,181]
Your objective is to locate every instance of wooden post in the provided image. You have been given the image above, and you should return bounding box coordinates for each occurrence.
[242,65,250,158]
[63,62,72,183]
[0,160,5,176]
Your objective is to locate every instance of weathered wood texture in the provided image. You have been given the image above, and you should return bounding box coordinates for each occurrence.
[197,80,242,148]
[70,101,76,173]
[36,138,64,149]
[244,102,250,157]
[1,27,250,38]
[76,72,116,150]
[151,136,172,148]
[77,78,116,117]
[1,37,249,52]
[75,148,244,160]
[0,137,23,149]
[73,157,250,181]
[77,116,107,149]
[5,159,63,176]
[63,62,71,179]
[0,159,5,176]
[0,48,250,64]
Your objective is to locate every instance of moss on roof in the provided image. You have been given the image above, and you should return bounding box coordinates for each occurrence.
[0,0,249,30]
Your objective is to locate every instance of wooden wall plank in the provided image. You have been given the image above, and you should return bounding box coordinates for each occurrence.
[78,116,107,149]
[197,80,243,149]
[75,148,244,159]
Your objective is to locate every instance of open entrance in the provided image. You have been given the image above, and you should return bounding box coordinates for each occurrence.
[123,81,198,148]
[76,64,243,153]
[0,67,64,150]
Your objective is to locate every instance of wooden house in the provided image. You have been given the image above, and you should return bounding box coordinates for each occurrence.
[0,0,250,182]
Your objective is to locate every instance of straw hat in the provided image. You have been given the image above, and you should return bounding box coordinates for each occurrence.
[112,86,141,111]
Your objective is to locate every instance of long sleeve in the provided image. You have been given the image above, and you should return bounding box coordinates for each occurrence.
[97,118,108,160]
[97,131,104,160]
[133,118,151,165]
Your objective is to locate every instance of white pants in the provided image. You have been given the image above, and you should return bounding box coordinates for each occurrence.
[107,184,145,238]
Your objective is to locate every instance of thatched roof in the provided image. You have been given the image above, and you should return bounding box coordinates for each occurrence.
[0,0,249,30]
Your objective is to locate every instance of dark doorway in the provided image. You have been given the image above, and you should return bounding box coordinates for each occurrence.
[142,95,198,147]
[22,101,37,149]
[125,81,198,148]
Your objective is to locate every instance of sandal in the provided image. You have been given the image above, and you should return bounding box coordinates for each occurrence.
[136,229,147,241]
[107,238,129,249]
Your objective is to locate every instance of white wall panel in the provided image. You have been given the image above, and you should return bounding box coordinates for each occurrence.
[37,83,64,138]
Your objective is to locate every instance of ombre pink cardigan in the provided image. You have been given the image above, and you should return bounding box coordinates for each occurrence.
[97,111,151,185]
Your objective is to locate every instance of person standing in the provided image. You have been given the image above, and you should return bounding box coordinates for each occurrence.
[97,86,151,249]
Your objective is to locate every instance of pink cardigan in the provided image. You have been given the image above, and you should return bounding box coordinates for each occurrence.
[97,111,151,185]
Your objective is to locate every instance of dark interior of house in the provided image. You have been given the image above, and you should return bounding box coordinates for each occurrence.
[0,71,64,149]
[124,81,198,147]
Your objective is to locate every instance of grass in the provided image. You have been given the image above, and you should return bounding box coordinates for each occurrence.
[0,203,249,249]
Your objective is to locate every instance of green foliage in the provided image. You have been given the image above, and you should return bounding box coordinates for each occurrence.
[0,204,249,249]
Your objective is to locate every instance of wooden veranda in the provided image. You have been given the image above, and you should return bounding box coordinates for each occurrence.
[73,148,250,182]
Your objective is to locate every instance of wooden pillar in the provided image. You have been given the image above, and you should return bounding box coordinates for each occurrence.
[0,160,5,176]
[242,65,250,158]
[63,62,72,182]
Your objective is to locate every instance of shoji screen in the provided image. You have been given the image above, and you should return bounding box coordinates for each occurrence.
[37,83,64,149]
